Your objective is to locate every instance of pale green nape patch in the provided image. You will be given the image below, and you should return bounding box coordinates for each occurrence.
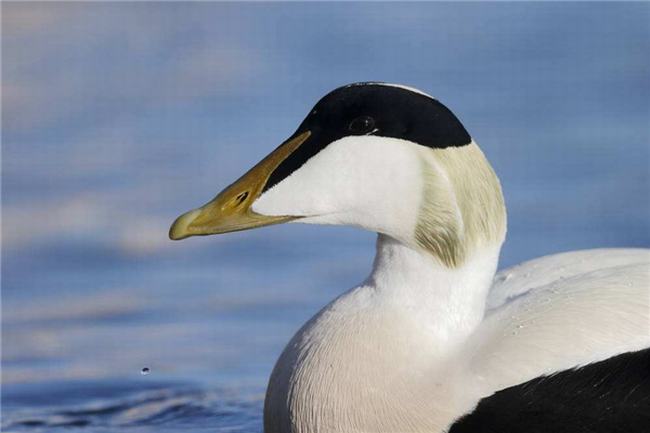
[415,142,507,267]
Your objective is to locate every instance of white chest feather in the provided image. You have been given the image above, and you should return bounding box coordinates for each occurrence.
[264,237,501,433]
[264,244,650,433]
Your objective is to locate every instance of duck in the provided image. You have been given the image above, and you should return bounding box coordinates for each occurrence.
[169,82,650,433]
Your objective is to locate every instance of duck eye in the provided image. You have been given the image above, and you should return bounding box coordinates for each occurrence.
[348,116,375,134]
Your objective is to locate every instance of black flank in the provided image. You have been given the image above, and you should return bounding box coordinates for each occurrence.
[449,348,650,433]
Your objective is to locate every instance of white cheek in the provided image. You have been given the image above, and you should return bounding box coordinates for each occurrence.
[252,136,423,242]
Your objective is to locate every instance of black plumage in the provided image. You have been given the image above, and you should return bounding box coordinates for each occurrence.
[449,348,650,433]
[264,82,471,193]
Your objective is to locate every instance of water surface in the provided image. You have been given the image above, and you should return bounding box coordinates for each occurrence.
[3,3,649,432]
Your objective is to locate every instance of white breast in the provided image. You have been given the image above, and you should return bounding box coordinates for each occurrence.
[264,248,650,433]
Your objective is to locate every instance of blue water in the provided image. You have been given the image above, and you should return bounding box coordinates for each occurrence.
[2,3,649,432]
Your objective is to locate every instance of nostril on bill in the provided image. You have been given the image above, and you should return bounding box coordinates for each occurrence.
[235,191,249,206]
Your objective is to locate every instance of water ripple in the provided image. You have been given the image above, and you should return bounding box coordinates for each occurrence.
[3,385,263,433]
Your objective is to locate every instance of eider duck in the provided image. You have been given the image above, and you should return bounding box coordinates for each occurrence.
[169,82,650,433]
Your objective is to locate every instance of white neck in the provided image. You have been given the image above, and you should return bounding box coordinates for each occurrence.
[264,235,502,433]
[367,235,499,350]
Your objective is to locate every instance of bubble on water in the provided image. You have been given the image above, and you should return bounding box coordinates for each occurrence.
[141,367,150,375]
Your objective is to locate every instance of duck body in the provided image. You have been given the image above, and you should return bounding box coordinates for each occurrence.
[265,244,650,433]
[170,82,650,432]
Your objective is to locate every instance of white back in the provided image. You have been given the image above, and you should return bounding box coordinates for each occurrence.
[466,248,650,397]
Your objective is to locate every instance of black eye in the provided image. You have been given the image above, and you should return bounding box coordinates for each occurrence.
[348,116,375,134]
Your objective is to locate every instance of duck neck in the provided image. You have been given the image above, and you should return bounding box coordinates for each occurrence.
[264,234,502,432]
[366,234,500,349]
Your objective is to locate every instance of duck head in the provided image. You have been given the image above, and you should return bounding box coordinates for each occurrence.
[169,82,506,267]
